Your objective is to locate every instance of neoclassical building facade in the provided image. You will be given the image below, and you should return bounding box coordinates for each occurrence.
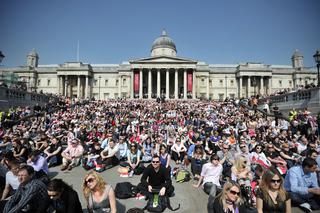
[1,30,317,100]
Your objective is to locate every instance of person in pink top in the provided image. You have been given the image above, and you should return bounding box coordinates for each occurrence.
[61,139,84,171]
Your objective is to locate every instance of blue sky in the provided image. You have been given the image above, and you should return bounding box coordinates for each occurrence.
[1,0,319,68]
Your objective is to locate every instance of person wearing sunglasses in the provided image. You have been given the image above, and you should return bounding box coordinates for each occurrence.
[83,171,116,213]
[208,181,246,213]
[46,178,82,213]
[137,155,174,197]
[256,166,291,213]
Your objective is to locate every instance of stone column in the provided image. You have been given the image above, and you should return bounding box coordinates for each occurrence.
[166,69,169,99]
[139,69,143,99]
[131,72,134,98]
[157,69,161,98]
[206,76,210,99]
[64,76,68,97]
[174,69,178,99]
[238,77,242,98]
[85,76,88,98]
[148,69,152,99]
[118,76,121,98]
[260,77,264,95]
[192,70,196,99]
[183,70,187,99]
[268,77,272,95]
[77,75,80,98]
[57,76,60,95]
[248,76,251,98]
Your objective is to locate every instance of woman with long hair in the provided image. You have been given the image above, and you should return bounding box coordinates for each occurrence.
[208,181,247,213]
[159,144,171,169]
[231,156,252,186]
[83,171,116,213]
[256,167,291,213]
[47,178,82,213]
[190,145,206,180]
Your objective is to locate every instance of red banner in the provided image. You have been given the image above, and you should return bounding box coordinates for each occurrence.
[134,73,139,92]
[187,73,193,92]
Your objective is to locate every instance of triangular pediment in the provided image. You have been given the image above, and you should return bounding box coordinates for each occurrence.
[129,56,197,64]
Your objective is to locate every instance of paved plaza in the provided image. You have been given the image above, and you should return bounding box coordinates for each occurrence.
[50,165,208,213]
[50,165,317,213]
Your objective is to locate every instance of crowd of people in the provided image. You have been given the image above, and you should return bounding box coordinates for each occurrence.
[0,96,319,213]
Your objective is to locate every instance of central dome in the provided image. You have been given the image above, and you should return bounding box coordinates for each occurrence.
[151,30,177,57]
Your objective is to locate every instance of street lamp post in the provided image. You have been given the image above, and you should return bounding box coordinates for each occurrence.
[98,76,101,100]
[313,50,320,87]
[0,51,5,86]
[0,51,5,64]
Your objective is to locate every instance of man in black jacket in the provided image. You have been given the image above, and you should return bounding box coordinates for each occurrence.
[138,155,174,197]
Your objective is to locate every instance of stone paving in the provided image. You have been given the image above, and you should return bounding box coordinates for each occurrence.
[50,165,318,213]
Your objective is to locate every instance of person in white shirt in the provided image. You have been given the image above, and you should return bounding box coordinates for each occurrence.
[100,140,120,170]
[193,154,223,200]
[1,160,20,200]
[171,138,187,164]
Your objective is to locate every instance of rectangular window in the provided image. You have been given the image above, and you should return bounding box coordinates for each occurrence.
[218,93,224,101]
[47,79,50,86]
[104,93,109,99]
[209,79,212,86]
[116,80,119,86]
[37,79,41,86]
[114,93,118,99]
[219,80,223,86]
[105,80,108,86]
[289,80,292,87]
[122,92,127,98]
[230,80,234,86]
[94,79,98,86]
[279,80,282,87]
[123,78,126,86]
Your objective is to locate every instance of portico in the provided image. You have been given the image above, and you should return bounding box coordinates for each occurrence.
[132,67,194,99]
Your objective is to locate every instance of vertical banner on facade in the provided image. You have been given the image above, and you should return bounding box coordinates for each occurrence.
[134,72,139,93]
[187,73,193,92]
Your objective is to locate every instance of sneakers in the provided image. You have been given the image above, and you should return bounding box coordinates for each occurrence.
[135,193,146,200]
[67,164,73,171]
[129,170,134,178]
[299,202,312,213]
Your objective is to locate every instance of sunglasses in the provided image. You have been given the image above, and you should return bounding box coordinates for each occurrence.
[85,178,95,184]
[229,190,240,196]
[223,147,229,150]
[271,179,281,184]
[152,161,160,163]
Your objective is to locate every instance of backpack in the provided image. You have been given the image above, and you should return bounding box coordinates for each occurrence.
[144,193,180,212]
[115,182,138,199]
[175,169,191,183]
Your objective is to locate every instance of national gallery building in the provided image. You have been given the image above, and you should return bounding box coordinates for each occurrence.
[1,30,317,100]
